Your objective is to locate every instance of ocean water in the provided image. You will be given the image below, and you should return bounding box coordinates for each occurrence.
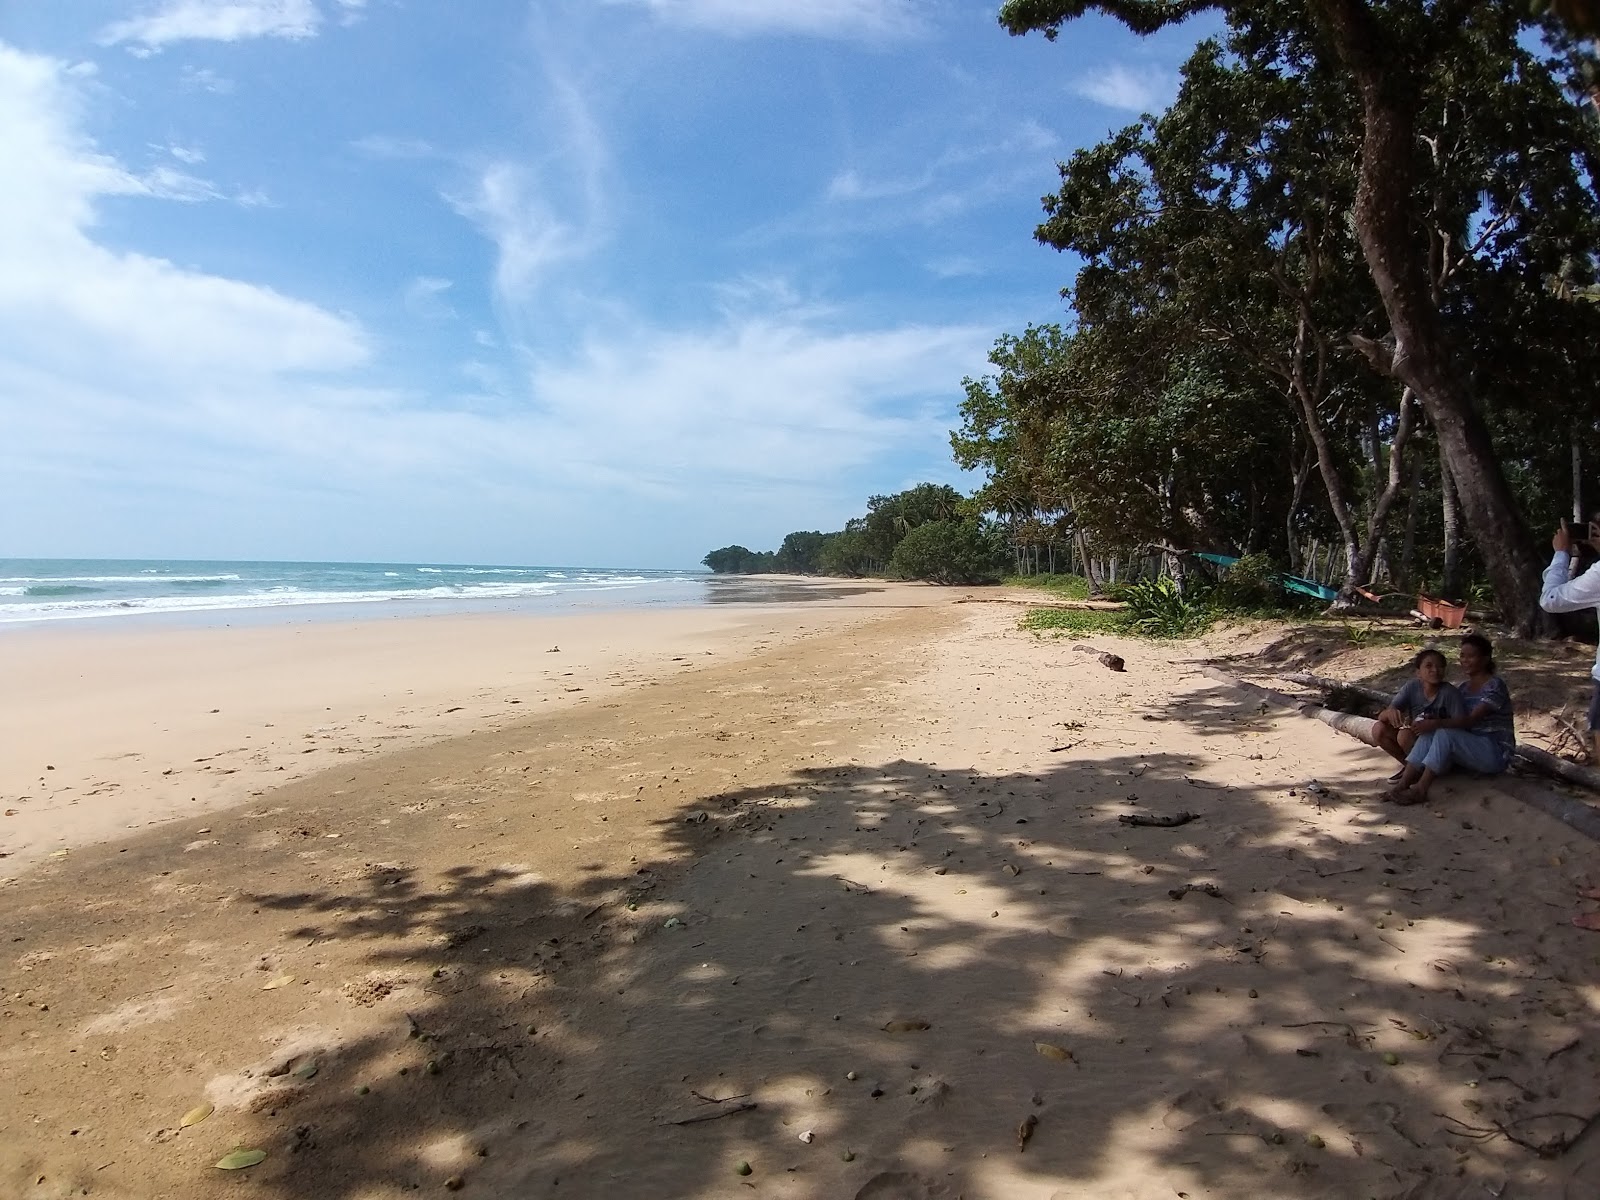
[0,559,710,626]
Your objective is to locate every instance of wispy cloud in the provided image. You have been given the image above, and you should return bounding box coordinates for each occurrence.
[352,134,436,160]
[101,0,323,50]
[179,66,234,93]
[444,67,608,318]
[1070,63,1176,113]
[404,276,455,320]
[601,0,927,40]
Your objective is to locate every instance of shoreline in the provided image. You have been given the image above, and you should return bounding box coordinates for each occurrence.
[0,578,950,880]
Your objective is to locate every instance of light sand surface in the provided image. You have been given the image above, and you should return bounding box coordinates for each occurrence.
[3,602,1599,1199]
[0,579,939,879]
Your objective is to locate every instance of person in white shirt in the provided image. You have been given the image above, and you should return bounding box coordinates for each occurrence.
[1538,516,1600,932]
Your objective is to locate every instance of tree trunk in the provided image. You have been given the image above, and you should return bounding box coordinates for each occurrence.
[1311,0,1544,631]
[1286,441,1315,574]
[1074,526,1101,596]
[1346,388,1418,593]
[1286,321,1362,599]
[1574,439,1584,525]
[1441,448,1462,600]
[1398,455,1422,591]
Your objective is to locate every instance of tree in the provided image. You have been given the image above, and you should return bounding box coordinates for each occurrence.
[701,546,776,574]
[774,531,829,575]
[999,0,1600,630]
[888,520,1009,584]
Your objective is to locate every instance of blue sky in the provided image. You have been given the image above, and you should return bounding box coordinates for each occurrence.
[0,0,1204,568]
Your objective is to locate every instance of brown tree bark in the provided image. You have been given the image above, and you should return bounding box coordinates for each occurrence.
[1310,0,1545,631]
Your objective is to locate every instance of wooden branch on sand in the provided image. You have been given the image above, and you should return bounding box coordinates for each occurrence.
[1278,670,1600,795]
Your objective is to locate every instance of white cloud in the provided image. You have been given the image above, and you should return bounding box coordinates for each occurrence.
[602,0,926,40]
[516,317,989,492]
[447,162,595,308]
[0,43,366,378]
[1070,63,1176,113]
[101,0,323,50]
[166,143,206,164]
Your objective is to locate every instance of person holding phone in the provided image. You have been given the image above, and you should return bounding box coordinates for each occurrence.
[1540,516,1600,930]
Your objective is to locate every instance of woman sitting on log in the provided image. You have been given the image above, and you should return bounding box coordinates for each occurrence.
[1371,649,1464,779]
[1383,634,1515,805]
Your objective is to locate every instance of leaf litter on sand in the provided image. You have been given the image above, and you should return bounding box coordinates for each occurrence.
[179,1103,213,1128]
[882,1018,931,1032]
[261,974,295,990]
[1035,1041,1077,1064]
[215,1149,267,1170]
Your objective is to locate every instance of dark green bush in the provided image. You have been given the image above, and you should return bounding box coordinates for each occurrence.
[889,521,1007,584]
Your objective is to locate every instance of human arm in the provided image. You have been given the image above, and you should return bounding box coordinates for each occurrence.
[1414,679,1501,733]
[1540,528,1600,614]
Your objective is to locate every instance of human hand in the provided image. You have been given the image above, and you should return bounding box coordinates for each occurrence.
[1412,717,1436,734]
[1555,521,1574,553]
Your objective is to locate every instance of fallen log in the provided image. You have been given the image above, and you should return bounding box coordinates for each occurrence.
[1278,670,1600,794]
[1198,667,1378,743]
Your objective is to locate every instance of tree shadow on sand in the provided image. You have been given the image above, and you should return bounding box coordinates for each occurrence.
[226,691,1600,1199]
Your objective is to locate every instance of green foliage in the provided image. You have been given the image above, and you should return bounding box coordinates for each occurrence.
[888,520,1008,584]
[1018,607,1131,636]
[984,0,1600,624]
[1121,576,1215,638]
[774,531,829,575]
[1005,572,1091,599]
[702,545,776,574]
[706,483,975,581]
[1209,553,1288,611]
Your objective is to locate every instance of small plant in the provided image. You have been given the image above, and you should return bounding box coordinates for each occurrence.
[1122,576,1214,638]
[1006,572,1091,600]
[1342,620,1376,647]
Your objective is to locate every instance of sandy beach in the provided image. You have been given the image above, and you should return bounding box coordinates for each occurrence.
[3,594,1599,1199]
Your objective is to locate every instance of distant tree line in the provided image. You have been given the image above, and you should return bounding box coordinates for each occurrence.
[702,483,1010,584]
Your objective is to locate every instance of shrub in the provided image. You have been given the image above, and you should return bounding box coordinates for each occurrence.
[1122,576,1214,638]
[889,521,1007,584]
[1210,552,1286,610]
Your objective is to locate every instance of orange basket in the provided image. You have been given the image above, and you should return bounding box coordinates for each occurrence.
[1416,595,1467,629]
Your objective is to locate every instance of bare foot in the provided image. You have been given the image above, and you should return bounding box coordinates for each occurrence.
[1573,911,1600,932]
[1390,786,1427,807]
[1579,887,1600,902]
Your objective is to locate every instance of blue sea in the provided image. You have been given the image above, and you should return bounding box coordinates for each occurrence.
[0,559,712,626]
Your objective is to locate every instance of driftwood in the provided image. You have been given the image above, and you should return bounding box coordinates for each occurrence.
[1118,811,1200,828]
[1280,670,1600,794]
[1073,644,1126,672]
